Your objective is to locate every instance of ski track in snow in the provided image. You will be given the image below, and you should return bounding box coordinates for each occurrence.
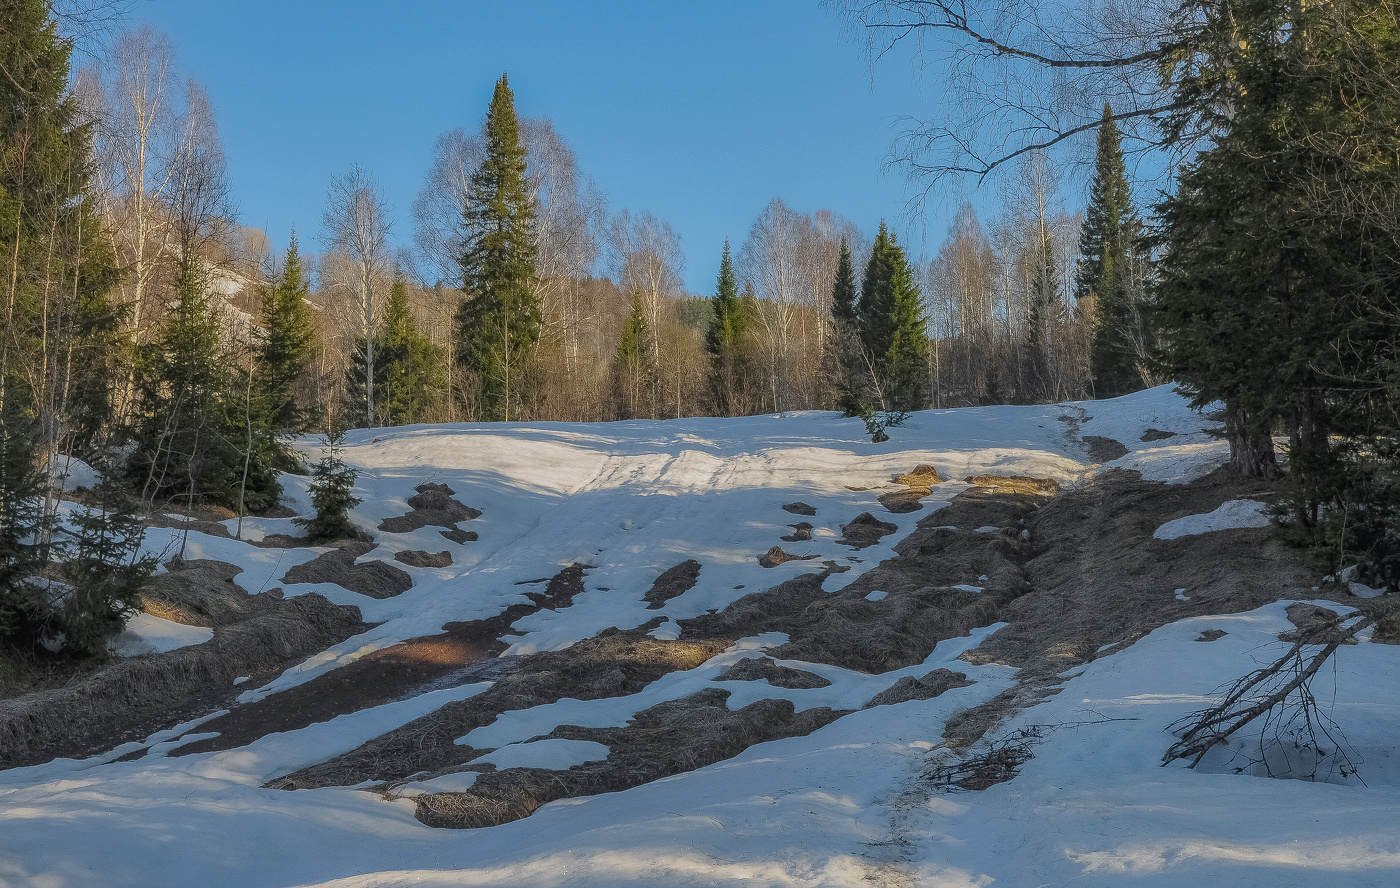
[6,387,1395,887]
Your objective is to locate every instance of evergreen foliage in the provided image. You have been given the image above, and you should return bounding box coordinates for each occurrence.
[0,418,46,646]
[257,235,316,450]
[1077,104,1148,397]
[854,223,929,412]
[295,431,362,543]
[348,274,442,426]
[614,295,654,419]
[456,74,540,422]
[705,241,753,416]
[128,255,279,513]
[57,456,155,656]
[828,239,865,415]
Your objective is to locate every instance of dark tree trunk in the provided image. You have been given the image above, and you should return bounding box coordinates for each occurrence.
[1226,405,1282,479]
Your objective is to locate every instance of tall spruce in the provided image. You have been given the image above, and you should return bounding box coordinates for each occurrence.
[828,239,864,414]
[1077,104,1146,397]
[257,235,316,447]
[705,241,751,416]
[857,223,929,412]
[614,295,653,419]
[456,74,539,422]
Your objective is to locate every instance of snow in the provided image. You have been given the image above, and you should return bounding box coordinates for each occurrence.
[108,612,214,656]
[1154,499,1271,540]
[6,387,1396,887]
[473,738,611,772]
[864,590,888,601]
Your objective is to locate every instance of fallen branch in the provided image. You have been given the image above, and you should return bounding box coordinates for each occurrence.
[1163,609,1383,770]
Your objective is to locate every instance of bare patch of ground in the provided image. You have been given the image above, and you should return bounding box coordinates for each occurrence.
[839,512,898,548]
[280,540,413,599]
[880,465,946,513]
[1083,435,1130,463]
[441,528,478,544]
[394,550,453,569]
[781,522,813,542]
[759,546,818,568]
[717,656,831,689]
[379,483,481,534]
[865,668,973,709]
[0,590,364,769]
[945,468,1316,750]
[413,689,844,829]
[269,628,729,791]
[1141,428,1178,442]
[964,474,1061,496]
[643,560,701,609]
[174,564,594,758]
[782,502,817,516]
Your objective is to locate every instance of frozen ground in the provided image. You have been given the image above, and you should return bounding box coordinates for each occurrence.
[3,386,1396,887]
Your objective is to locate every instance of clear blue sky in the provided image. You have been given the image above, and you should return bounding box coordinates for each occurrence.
[127,0,959,293]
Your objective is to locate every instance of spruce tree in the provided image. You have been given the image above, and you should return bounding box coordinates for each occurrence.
[856,223,929,412]
[705,241,752,416]
[348,275,442,426]
[295,431,362,543]
[1077,104,1146,397]
[257,235,316,446]
[614,295,653,419]
[128,254,246,509]
[828,239,864,414]
[58,456,155,656]
[457,74,539,422]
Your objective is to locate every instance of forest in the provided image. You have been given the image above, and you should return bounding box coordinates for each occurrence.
[2,0,1399,659]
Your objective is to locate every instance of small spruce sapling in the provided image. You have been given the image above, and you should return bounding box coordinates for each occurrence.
[61,455,157,657]
[295,431,362,543]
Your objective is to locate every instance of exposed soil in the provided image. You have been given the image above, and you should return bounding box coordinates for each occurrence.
[441,528,478,544]
[280,540,413,599]
[0,590,365,769]
[880,465,946,513]
[414,689,845,829]
[1083,435,1130,463]
[394,550,453,569]
[782,502,817,516]
[944,468,1316,750]
[173,564,593,758]
[963,474,1061,496]
[643,559,702,609]
[1141,429,1179,442]
[270,628,729,791]
[865,668,973,709]
[143,559,284,627]
[379,483,481,534]
[781,522,813,542]
[717,656,831,689]
[758,546,818,568]
[839,512,898,548]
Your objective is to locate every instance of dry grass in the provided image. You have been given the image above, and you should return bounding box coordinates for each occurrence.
[413,689,845,829]
[643,560,701,608]
[280,541,412,599]
[963,474,1061,496]
[378,483,481,534]
[0,593,364,769]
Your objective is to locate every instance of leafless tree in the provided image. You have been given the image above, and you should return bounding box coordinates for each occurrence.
[323,166,392,427]
[832,0,1225,200]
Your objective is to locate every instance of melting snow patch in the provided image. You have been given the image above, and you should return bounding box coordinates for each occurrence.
[1175,588,1190,601]
[974,525,999,533]
[865,590,888,601]
[951,584,984,594]
[1154,499,1270,540]
[108,613,213,656]
[647,618,680,640]
[474,738,611,772]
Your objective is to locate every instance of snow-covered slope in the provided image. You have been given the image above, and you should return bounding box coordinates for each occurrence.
[3,386,1396,888]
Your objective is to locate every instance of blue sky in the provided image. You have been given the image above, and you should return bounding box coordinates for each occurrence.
[127,1,961,293]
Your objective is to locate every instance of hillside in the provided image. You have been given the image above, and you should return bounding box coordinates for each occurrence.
[1,387,1396,887]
